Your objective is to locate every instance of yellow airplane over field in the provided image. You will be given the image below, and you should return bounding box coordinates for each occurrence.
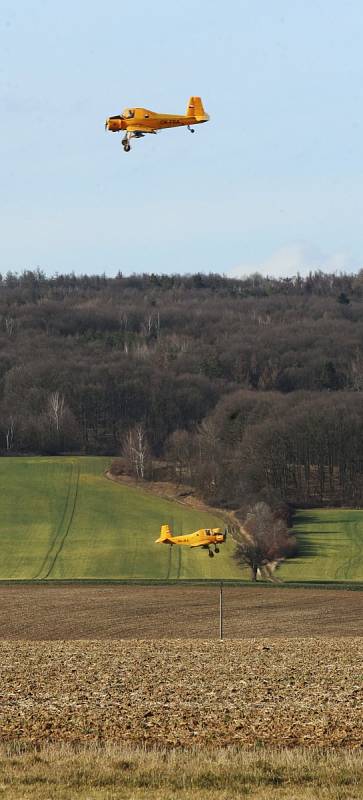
[155,524,227,558]
[105,96,210,152]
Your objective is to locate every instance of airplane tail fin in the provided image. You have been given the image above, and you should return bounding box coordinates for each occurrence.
[186,96,209,121]
[155,524,173,544]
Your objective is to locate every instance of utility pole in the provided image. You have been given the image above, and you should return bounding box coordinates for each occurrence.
[219,581,223,640]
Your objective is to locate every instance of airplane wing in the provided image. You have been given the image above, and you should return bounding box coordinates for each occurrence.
[125,126,157,135]
[190,537,209,548]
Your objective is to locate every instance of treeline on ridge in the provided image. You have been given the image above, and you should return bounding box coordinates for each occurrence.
[1,268,363,509]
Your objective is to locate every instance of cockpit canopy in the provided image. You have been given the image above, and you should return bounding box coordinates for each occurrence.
[122,108,135,119]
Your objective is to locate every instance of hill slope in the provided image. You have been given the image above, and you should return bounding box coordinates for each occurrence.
[0,457,241,580]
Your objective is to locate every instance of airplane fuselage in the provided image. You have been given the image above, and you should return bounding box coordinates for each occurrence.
[168,530,226,546]
[106,110,207,133]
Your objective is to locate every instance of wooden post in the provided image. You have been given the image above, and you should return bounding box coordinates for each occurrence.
[219,581,223,640]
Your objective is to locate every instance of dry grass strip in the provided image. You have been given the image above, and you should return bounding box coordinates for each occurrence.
[0,744,362,799]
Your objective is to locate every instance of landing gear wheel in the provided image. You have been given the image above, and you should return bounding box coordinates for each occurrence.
[123,143,131,152]
[208,550,214,558]
[215,547,220,554]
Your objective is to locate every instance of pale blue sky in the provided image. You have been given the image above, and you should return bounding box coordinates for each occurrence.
[1,0,363,276]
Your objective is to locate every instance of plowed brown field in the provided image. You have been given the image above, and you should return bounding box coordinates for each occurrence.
[0,587,361,751]
[0,639,362,748]
[0,584,361,638]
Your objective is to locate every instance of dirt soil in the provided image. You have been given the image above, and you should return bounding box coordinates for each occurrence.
[0,638,361,748]
[0,585,361,639]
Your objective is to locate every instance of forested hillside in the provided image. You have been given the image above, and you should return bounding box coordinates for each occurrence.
[1,268,363,509]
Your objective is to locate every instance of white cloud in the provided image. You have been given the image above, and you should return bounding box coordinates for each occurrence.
[228,244,361,279]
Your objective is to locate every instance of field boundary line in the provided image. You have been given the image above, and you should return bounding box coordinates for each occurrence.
[0,578,362,589]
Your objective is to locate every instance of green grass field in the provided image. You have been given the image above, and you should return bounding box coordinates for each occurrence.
[280,508,363,582]
[0,457,362,582]
[0,457,242,580]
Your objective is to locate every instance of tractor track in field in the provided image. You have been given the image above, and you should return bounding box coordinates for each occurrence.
[33,461,80,580]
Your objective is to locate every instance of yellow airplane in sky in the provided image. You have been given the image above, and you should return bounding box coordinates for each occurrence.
[105,96,210,152]
[155,524,227,557]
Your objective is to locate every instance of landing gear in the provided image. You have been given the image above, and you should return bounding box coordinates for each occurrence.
[122,134,131,152]
[208,549,214,558]
[214,546,220,554]
[187,125,195,133]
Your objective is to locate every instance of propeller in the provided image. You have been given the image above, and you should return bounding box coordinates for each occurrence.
[105,114,124,130]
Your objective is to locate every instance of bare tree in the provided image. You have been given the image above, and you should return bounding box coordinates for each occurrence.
[165,429,194,482]
[142,312,160,339]
[351,348,363,391]
[123,424,150,479]
[234,502,296,581]
[48,392,65,433]
[192,418,223,497]
[4,316,16,337]
[5,416,15,451]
